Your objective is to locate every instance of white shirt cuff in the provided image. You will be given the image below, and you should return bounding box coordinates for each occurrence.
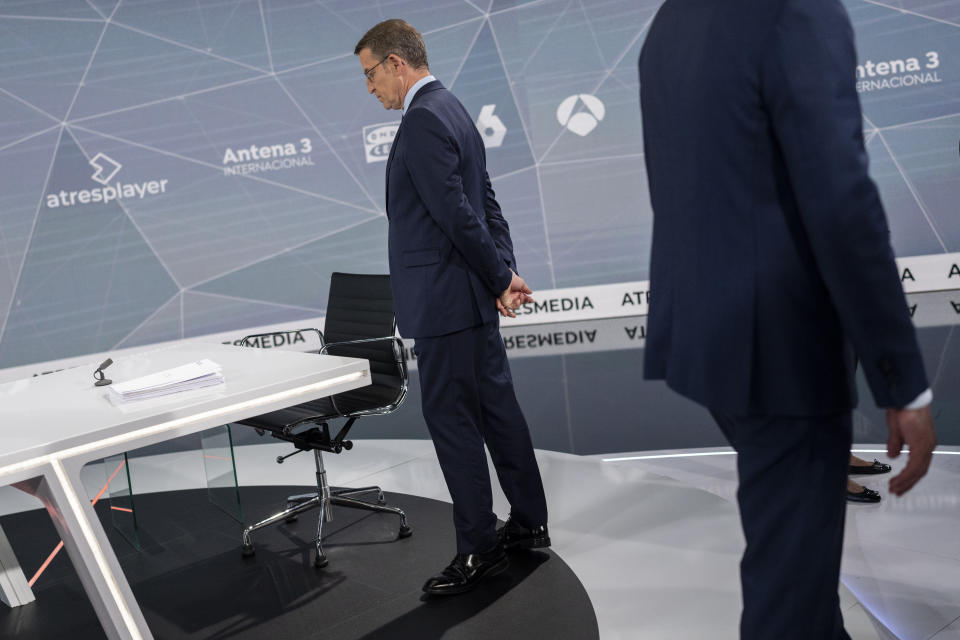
[904,388,933,410]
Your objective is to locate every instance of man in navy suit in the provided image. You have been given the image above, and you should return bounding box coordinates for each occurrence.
[640,0,936,637]
[355,19,549,596]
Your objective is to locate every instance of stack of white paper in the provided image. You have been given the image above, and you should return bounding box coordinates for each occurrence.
[108,359,224,404]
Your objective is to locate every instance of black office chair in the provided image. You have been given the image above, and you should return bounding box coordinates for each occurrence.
[237,272,411,568]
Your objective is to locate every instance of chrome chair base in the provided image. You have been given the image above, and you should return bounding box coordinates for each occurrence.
[241,450,411,568]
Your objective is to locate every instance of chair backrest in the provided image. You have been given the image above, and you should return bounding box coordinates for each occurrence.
[324,273,396,343]
[324,273,406,415]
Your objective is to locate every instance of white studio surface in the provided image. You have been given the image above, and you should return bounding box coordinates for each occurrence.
[0,342,370,640]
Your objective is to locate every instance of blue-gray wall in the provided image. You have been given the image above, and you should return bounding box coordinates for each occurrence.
[0,0,958,369]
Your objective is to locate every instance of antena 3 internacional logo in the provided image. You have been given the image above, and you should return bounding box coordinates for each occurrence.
[221,137,315,176]
[45,152,170,209]
[856,50,942,93]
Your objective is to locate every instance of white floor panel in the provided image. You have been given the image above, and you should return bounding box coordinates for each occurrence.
[526,452,745,640]
[3,438,957,639]
[839,452,960,640]
[615,446,960,640]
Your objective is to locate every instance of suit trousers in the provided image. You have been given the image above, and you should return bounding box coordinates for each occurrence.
[710,410,853,640]
[415,321,548,554]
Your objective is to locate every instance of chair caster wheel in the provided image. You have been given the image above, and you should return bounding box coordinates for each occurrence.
[313,554,328,568]
[241,543,255,557]
[398,525,412,538]
[285,515,298,523]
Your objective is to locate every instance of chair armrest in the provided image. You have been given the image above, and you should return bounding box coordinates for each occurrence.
[320,336,408,417]
[318,335,399,353]
[240,327,324,349]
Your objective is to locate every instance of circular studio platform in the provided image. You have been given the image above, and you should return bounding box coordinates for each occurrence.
[0,485,599,640]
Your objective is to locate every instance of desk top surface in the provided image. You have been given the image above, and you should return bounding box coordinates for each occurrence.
[0,342,368,473]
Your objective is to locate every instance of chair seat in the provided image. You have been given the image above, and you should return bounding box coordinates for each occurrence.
[237,381,401,434]
[238,396,337,433]
[331,381,403,415]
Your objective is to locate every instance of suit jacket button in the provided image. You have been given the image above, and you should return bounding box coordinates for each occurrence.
[877,358,899,387]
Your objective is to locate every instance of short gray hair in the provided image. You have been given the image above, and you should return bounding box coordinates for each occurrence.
[354,19,429,70]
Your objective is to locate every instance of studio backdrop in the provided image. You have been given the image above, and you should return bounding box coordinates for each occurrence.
[0,0,957,376]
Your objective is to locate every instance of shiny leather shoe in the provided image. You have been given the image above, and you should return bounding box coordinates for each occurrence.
[849,459,892,475]
[847,486,882,503]
[422,544,509,596]
[497,516,551,551]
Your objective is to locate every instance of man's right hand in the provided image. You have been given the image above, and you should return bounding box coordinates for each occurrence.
[886,405,936,496]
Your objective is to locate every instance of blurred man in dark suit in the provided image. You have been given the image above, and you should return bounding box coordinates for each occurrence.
[639,0,936,637]
[355,19,549,596]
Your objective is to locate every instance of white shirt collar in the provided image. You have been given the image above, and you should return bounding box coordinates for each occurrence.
[402,75,436,115]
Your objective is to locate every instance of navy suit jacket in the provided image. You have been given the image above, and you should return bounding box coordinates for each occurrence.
[385,80,515,339]
[639,0,928,415]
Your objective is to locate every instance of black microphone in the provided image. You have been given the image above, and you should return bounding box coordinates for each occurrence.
[94,358,113,387]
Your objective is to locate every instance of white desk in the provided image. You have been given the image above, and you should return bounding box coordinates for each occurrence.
[0,342,370,640]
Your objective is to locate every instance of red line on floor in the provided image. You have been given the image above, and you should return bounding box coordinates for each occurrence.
[28,459,128,586]
[27,541,63,588]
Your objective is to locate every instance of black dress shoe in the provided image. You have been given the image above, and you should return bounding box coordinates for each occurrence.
[849,459,892,475]
[497,517,551,551]
[847,486,882,503]
[422,544,509,596]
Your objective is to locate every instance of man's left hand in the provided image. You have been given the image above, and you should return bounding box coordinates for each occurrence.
[498,271,534,318]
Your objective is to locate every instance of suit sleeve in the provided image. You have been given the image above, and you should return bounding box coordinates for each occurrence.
[401,108,513,296]
[761,0,928,407]
[483,171,518,273]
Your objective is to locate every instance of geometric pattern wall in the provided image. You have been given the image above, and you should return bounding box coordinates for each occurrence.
[0,0,957,369]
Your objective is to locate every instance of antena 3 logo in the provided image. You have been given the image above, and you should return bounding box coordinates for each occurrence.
[557,94,605,137]
[222,138,315,176]
[45,152,170,209]
[364,122,400,163]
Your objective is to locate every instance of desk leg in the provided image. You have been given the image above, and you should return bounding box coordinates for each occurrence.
[15,459,153,640]
[0,523,34,607]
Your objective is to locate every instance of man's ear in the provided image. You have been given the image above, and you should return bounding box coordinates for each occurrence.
[388,53,403,72]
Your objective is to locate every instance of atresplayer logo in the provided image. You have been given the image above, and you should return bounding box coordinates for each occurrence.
[556,94,605,137]
[89,152,122,185]
[45,152,169,209]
